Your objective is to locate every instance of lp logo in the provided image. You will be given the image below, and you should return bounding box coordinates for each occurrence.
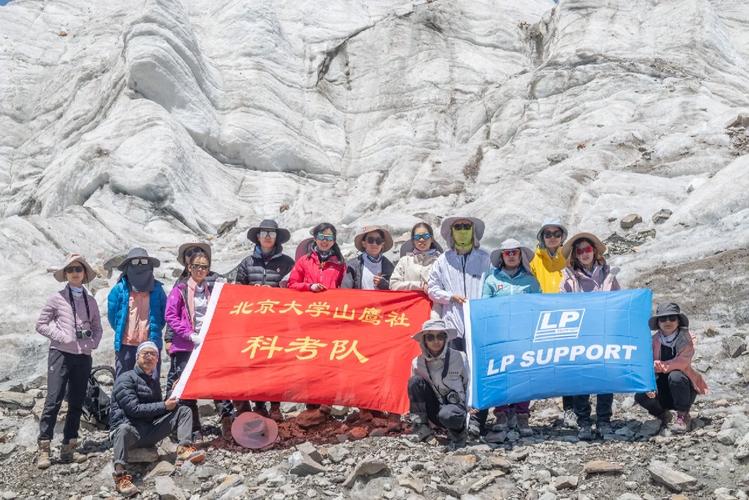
[533,309,585,342]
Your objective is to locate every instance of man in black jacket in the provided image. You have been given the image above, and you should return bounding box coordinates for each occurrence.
[109,341,205,497]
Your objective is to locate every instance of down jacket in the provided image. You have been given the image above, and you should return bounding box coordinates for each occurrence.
[235,246,295,287]
[109,365,167,429]
[107,276,167,351]
[36,285,103,355]
[341,254,395,290]
[287,251,346,291]
[411,340,469,406]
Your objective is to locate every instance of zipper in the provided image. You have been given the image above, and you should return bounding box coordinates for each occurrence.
[461,254,467,296]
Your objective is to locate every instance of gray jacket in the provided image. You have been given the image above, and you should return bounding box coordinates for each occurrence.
[411,341,469,406]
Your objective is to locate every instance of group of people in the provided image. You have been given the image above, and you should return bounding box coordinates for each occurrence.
[33,216,707,495]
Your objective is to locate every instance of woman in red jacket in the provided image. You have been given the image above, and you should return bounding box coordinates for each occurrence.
[288,222,346,291]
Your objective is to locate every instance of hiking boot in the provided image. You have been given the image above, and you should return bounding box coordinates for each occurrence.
[176,445,206,466]
[411,423,434,442]
[59,439,87,464]
[252,403,269,418]
[113,471,138,497]
[670,412,691,434]
[578,424,594,441]
[491,411,509,432]
[516,413,533,437]
[220,416,233,441]
[269,403,283,422]
[561,409,578,429]
[596,420,613,436]
[446,429,467,451]
[192,430,204,443]
[468,418,481,439]
[36,440,51,470]
[658,410,673,428]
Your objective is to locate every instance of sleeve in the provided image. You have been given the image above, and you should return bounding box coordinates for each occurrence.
[482,274,493,298]
[609,275,621,291]
[340,263,355,289]
[287,260,312,291]
[115,376,167,419]
[411,357,419,377]
[389,259,413,291]
[529,276,542,294]
[35,295,67,344]
[165,287,192,339]
[662,334,696,373]
[90,296,104,350]
[107,284,120,331]
[559,271,572,293]
[235,259,248,285]
[427,257,452,305]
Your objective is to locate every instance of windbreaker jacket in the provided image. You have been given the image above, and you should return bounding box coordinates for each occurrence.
[164,280,217,354]
[109,365,167,430]
[235,247,295,287]
[560,264,620,293]
[287,251,346,291]
[36,285,103,355]
[107,276,167,351]
[427,249,491,337]
[411,341,469,405]
[390,253,440,291]
[341,254,394,290]
[530,246,566,294]
[164,271,222,344]
[483,268,541,297]
[652,327,708,394]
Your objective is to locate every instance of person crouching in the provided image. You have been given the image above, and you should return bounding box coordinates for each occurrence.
[407,319,470,451]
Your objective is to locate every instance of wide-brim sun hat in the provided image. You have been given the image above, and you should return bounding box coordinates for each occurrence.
[489,238,535,268]
[353,225,394,253]
[399,239,444,257]
[231,411,279,449]
[246,219,291,245]
[411,318,458,344]
[440,216,486,245]
[52,253,97,284]
[177,242,212,266]
[117,247,161,271]
[648,302,689,330]
[536,218,569,248]
[561,232,606,260]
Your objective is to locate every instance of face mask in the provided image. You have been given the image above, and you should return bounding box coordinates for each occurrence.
[452,227,474,251]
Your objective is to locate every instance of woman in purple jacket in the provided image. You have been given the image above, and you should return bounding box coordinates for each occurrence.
[164,247,218,438]
[35,254,103,470]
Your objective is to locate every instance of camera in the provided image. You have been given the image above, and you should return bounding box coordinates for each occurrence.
[75,329,93,340]
[445,390,462,405]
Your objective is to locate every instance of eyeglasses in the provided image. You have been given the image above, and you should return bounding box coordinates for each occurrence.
[452,223,472,231]
[365,236,384,245]
[259,230,276,238]
[502,249,520,257]
[190,264,209,271]
[65,266,84,274]
[424,333,447,342]
[139,351,158,358]
[575,246,594,256]
[413,233,432,241]
[658,315,679,323]
[543,230,563,239]
[316,233,335,242]
[130,258,151,266]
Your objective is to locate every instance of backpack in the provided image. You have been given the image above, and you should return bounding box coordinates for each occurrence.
[83,365,115,429]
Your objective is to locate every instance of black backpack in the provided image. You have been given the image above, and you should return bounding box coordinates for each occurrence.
[83,365,115,429]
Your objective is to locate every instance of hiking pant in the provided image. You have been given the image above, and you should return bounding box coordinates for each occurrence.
[110,406,192,467]
[445,338,490,429]
[38,349,92,443]
[115,345,161,383]
[408,376,466,432]
[635,370,697,415]
[573,393,613,426]
[562,396,574,411]
[165,351,200,432]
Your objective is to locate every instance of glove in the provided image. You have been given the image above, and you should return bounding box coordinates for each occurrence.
[190,334,201,346]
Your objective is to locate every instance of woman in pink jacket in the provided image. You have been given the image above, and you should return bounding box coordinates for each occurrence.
[35,254,103,469]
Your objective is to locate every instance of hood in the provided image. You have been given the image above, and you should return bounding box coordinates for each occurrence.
[440,216,486,249]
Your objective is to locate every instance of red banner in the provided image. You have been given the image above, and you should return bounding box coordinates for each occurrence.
[173,284,431,414]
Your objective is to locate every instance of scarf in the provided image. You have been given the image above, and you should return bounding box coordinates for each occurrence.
[452,227,474,253]
[69,286,84,297]
[365,253,383,264]
[313,244,333,262]
[126,264,155,292]
[412,248,440,257]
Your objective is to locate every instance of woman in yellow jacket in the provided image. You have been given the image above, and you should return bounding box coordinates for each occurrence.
[529,219,575,427]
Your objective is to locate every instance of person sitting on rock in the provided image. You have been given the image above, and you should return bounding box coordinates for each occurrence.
[408,319,471,451]
[109,341,205,497]
[635,303,708,434]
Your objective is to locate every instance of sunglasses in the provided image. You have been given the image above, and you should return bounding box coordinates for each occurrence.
[502,249,520,257]
[65,266,84,274]
[543,230,563,239]
[413,233,432,241]
[365,237,384,245]
[190,264,209,271]
[316,233,335,242]
[130,258,151,266]
[575,246,594,256]
[658,315,679,323]
[452,223,472,231]
[424,333,447,342]
[259,230,276,238]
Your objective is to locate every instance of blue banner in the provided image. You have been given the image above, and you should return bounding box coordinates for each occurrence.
[465,289,656,409]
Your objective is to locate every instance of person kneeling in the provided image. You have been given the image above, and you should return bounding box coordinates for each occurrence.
[109,342,205,497]
[408,319,471,451]
[635,304,708,434]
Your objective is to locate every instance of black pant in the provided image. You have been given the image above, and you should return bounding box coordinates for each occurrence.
[447,337,489,428]
[38,349,92,443]
[573,393,613,426]
[407,376,466,432]
[165,351,200,432]
[635,370,697,415]
[111,407,192,466]
[562,396,574,411]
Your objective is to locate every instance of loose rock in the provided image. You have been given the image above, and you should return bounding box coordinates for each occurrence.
[145,460,176,480]
[343,458,389,488]
[648,460,697,492]
[583,460,624,475]
[0,392,35,410]
[553,475,579,490]
[722,335,747,358]
[651,209,673,224]
[620,213,643,230]
[154,476,187,500]
[289,451,326,476]
[128,447,159,463]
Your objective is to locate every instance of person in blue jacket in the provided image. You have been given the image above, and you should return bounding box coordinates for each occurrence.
[482,238,540,439]
[107,248,167,382]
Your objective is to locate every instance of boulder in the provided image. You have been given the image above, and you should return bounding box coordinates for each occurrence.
[647,460,697,492]
[296,441,323,463]
[651,209,673,224]
[620,213,643,230]
[343,458,389,488]
[295,408,327,428]
[553,475,579,490]
[288,451,326,476]
[0,391,35,410]
[154,476,187,500]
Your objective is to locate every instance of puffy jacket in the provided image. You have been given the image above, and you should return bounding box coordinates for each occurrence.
[36,285,103,355]
[483,268,541,297]
[341,254,394,290]
[165,279,217,354]
[560,264,620,293]
[107,276,167,351]
[652,327,708,394]
[235,247,295,287]
[109,365,167,430]
[390,253,439,291]
[411,341,469,405]
[530,246,566,294]
[287,251,346,291]
[427,249,491,337]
